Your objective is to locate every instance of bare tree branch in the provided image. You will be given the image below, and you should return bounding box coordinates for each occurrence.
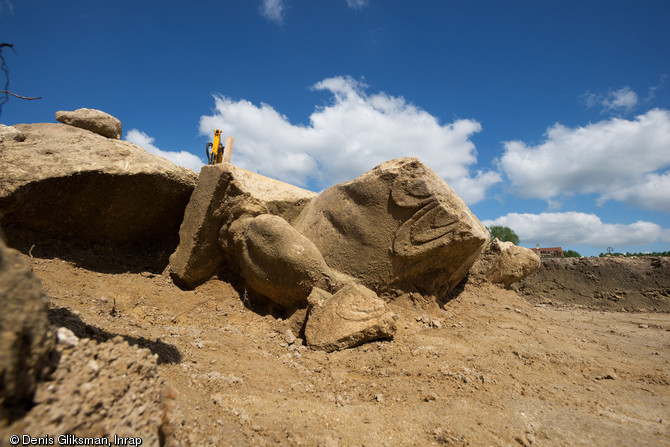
[0,43,42,117]
[0,90,42,100]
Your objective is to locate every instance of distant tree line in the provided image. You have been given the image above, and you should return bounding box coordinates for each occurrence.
[563,250,581,258]
[598,251,670,257]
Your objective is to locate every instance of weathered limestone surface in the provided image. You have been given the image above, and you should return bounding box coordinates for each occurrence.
[167,163,317,288]
[55,108,122,139]
[469,238,541,288]
[0,122,197,248]
[0,124,25,143]
[227,214,345,308]
[0,237,54,420]
[304,283,397,352]
[294,157,490,296]
[170,157,489,310]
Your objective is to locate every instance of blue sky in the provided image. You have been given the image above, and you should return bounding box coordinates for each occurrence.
[2,0,669,256]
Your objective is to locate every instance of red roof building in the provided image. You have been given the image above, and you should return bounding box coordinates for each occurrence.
[529,244,564,259]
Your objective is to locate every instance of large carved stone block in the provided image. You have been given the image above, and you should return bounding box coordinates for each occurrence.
[170,157,489,308]
[294,157,489,296]
[0,122,196,249]
[167,164,316,288]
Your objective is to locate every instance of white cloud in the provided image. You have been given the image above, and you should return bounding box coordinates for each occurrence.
[483,212,664,247]
[645,75,667,103]
[260,0,284,24]
[581,91,600,110]
[602,86,638,113]
[499,108,670,212]
[598,171,670,211]
[346,0,368,10]
[126,129,204,173]
[582,86,639,114]
[199,76,501,203]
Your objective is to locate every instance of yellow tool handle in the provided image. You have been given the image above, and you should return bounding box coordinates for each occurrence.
[212,129,223,164]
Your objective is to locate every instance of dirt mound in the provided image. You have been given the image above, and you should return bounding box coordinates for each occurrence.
[0,252,667,446]
[513,256,670,312]
[2,329,170,446]
[0,239,54,420]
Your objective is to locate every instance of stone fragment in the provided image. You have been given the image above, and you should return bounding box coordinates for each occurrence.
[0,122,196,249]
[294,157,489,296]
[0,124,25,143]
[55,107,122,139]
[469,238,541,288]
[594,368,618,380]
[168,163,316,288]
[0,238,55,420]
[56,327,79,347]
[284,329,297,345]
[304,283,396,352]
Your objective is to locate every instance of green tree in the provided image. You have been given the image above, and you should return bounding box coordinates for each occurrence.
[563,249,581,258]
[487,225,520,245]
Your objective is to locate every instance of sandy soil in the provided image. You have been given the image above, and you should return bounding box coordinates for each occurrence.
[514,257,670,313]
[2,245,669,446]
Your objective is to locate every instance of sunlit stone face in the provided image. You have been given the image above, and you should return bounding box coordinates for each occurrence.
[390,162,463,258]
[295,158,489,294]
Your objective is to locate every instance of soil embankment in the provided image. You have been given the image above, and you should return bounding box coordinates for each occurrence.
[514,256,670,312]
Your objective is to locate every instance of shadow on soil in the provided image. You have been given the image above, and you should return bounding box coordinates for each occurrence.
[49,307,182,364]
[3,225,173,274]
[441,275,469,307]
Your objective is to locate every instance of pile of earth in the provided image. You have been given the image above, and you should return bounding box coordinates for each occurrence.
[513,256,670,312]
[2,245,668,446]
